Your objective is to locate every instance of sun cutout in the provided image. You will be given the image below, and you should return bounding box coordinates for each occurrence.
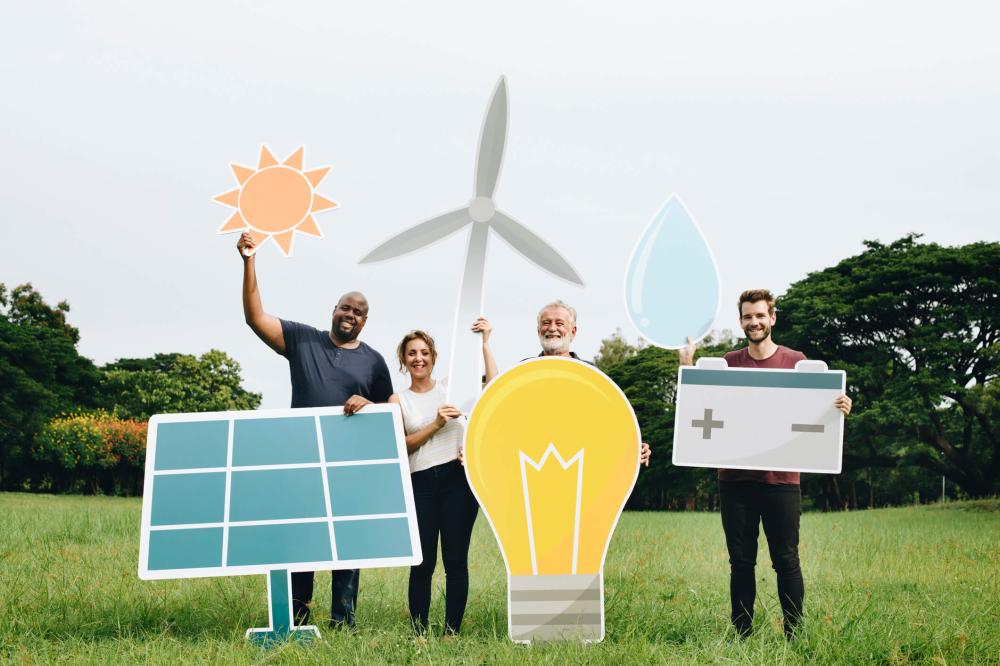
[213,145,337,256]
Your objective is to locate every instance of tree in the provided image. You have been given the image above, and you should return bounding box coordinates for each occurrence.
[98,350,262,420]
[0,283,99,487]
[778,235,999,499]
[0,282,79,343]
[594,328,646,373]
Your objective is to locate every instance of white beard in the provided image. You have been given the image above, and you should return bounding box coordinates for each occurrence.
[540,334,573,355]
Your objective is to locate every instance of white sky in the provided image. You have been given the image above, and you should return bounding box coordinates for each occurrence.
[2,1,998,408]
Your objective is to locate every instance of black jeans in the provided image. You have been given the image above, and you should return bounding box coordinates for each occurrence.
[719,481,804,638]
[408,460,479,633]
[291,568,359,627]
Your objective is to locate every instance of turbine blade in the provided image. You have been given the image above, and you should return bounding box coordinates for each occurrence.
[491,210,585,286]
[474,76,508,198]
[359,208,471,263]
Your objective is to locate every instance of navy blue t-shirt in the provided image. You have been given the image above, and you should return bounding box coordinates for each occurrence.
[280,319,393,408]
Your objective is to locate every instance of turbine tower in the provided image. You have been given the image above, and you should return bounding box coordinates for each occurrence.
[360,76,584,410]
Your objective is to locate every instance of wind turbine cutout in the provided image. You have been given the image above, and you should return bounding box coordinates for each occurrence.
[360,76,585,411]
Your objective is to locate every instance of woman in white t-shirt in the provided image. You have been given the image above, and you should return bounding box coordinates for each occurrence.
[388,318,498,635]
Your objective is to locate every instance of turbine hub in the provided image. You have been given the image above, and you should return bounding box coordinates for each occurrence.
[469,197,496,223]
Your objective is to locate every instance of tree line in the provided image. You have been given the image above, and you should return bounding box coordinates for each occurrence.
[0,283,259,494]
[1,234,996,506]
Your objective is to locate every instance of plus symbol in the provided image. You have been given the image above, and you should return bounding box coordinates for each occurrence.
[691,408,724,439]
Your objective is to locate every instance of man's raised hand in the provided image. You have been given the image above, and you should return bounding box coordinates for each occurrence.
[237,232,257,259]
[678,336,696,366]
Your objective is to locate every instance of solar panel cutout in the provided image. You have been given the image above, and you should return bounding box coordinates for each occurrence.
[139,405,422,580]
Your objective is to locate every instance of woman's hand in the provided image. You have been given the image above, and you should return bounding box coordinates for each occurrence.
[471,316,493,345]
[435,404,462,428]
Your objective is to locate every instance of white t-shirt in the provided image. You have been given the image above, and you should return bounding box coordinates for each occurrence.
[398,378,464,474]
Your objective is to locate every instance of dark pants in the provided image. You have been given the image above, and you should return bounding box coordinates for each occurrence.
[720,481,804,638]
[291,569,359,627]
[408,460,479,633]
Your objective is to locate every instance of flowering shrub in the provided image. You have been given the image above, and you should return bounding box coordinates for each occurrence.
[32,412,147,492]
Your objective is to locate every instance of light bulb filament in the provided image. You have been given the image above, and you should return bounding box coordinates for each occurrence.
[518,444,584,575]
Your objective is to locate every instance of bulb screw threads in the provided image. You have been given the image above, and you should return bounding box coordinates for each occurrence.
[508,573,603,642]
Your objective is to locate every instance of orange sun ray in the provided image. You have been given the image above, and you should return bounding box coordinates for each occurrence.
[247,229,270,249]
[304,167,330,187]
[213,189,240,208]
[258,146,278,168]
[311,193,338,212]
[273,230,295,255]
[230,164,256,185]
[297,215,322,237]
[283,146,304,170]
[218,210,247,233]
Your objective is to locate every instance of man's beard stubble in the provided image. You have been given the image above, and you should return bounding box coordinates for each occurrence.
[744,323,771,345]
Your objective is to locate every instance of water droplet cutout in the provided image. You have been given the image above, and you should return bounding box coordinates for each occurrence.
[624,195,720,349]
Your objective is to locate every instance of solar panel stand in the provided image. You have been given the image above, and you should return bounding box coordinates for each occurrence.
[245,569,321,646]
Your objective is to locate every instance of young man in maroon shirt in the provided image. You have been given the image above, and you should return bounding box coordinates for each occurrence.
[680,289,852,639]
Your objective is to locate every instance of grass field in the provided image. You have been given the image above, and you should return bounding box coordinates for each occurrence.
[1,493,997,665]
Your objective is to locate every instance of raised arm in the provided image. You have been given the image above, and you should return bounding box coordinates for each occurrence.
[238,232,285,355]
[472,316,499,384]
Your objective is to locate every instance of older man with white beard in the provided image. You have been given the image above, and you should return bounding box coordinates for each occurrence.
[528,299,651,467]
[534,300,586,360]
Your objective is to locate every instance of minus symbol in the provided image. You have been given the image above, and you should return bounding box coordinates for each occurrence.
[791,424,824,433]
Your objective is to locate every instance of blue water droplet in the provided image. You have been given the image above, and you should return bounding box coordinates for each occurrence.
[624,195,720,349]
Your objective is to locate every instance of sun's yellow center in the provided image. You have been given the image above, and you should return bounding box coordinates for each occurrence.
[239,166,313,233]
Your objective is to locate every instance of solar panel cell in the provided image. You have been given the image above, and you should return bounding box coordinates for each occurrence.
[154,421,228,471]
[320,413,397,462]
[328,464,407,517]
[334,518,412,560]
[148,527,223,570]
[232,416,320,467]
[150,473,226,526]
[229,468,327,522]
[227,522,333,566]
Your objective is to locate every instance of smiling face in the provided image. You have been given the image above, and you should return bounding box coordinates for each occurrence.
[739,299,776,345]
[537,306,577,355]
[403,337,436,379]
[331,293,368,343]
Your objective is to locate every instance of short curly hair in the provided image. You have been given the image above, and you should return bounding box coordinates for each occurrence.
[396,330,438,373]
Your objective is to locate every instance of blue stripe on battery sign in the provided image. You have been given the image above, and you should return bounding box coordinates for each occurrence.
[681,369,842,390]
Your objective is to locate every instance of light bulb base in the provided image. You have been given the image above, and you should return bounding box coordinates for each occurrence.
[508,573,603,643]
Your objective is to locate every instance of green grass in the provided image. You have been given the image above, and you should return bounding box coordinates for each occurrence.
[1,493,997,664]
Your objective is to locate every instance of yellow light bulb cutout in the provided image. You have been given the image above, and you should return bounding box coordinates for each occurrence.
[465,358,640,643]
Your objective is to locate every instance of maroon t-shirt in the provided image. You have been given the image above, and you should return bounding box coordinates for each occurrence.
[716,345,807,485]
